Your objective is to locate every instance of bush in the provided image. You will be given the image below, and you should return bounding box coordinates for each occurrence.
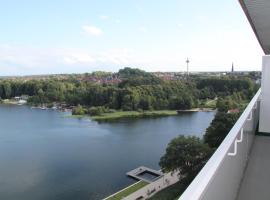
[88,106,109,116]
[137,108,143,113]
[72,105,86,115]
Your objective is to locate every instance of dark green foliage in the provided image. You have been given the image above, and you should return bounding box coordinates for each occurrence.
[216,97,237,112]
[72,105,86,115]
[118,67,163,87]
[197,78,253,96]
[149,180,190,200]
[88,106,109,116]
[204,112,240,148]
[198,87,216,99]
[0,70,257,114]
[119,76,163,87]
[159,136,212,179]
[118,67,153,78]
[169,95,194,110]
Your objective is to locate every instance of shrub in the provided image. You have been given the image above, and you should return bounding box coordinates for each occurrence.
[72,105,86,115]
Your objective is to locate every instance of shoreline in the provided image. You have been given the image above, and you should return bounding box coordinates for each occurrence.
[0,101,216,121]
[177,108,216,112]
[92,110,178,121]
[72,109,216,121]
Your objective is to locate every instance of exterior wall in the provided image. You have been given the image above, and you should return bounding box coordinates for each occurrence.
[259,55,270,133]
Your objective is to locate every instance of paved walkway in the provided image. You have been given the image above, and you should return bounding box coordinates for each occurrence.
[124,171,179,200]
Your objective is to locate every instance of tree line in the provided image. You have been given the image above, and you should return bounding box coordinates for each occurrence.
[0,68,258,113]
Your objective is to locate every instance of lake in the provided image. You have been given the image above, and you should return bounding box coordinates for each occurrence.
[0,105,215,200]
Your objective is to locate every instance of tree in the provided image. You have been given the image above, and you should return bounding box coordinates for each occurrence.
[169,95,193,110]
[72,105,86,115]
[2,82,11,99]
[118,67,152,78]
[122,94,133,111]
[88,106,106,116]
[216,98,232,112]
[159,135,212,180]
[204,112,240,148]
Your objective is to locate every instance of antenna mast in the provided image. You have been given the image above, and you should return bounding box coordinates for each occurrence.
[186,58,190,78]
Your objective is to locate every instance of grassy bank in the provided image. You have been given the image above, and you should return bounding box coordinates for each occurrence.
[106,181,148,200]
[0,99,19,105]
[199,98,217,109]
[91,110,178,121]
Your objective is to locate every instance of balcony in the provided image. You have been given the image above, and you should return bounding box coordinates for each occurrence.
[179,0,270,198]
[180,89,264,200]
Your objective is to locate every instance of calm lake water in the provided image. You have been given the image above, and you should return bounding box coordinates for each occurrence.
[0,105,215,200]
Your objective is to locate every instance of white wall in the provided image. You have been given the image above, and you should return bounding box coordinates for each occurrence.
[259,55,270,133]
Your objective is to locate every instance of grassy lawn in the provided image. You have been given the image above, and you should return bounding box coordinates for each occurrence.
[0,99,18,104]
[106,181,148,200]
[204,99,217,108]
[92,110,178,121]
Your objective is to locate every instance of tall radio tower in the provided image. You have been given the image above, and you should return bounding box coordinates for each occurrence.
[186,58,190,78]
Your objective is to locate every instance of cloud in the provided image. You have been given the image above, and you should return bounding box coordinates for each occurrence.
[82,25,103,36]
[0,45,140,75]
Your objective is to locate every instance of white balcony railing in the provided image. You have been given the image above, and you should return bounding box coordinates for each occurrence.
[179,88,261,200]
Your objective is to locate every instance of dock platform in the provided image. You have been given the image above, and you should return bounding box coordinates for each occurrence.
[126,166,163,183]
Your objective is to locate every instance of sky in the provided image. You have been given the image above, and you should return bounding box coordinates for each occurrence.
[0,0,264,75]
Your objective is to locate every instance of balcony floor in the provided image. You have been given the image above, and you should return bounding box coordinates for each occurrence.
[237,135,270,200]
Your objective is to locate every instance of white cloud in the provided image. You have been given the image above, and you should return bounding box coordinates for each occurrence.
[82,25,103,36]
[0,23,263,75]
[0,45,139,75]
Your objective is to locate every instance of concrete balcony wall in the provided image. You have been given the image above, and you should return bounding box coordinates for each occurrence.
[259,55,270,133]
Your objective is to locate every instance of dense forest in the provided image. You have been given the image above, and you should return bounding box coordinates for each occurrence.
[0,68,259,114]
